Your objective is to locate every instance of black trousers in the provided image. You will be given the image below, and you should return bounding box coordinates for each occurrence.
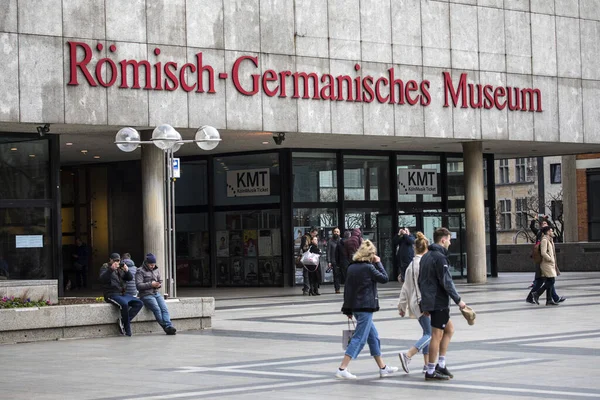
[534,277,556,303]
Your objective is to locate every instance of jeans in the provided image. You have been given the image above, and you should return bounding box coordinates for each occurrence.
[527,277,559,302]
[535,277,556,303]
[414,315,432,355]
[345,312,381,359]
[141,292,173,329]
[106,294,143,335]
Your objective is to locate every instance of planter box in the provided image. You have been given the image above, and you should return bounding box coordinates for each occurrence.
[0,297,214,344]
[0,280,58,304]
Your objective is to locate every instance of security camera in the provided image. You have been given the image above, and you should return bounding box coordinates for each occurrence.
[273,132,285,145]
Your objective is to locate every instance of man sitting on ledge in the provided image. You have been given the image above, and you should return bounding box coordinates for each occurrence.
[99,253,143,337]
[136,253,177,335]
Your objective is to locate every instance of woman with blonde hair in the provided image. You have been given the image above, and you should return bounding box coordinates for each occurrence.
[335,240,398,379]
[397,232,431,374]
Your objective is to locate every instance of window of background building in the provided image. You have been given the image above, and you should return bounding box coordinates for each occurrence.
[293,153,337,202]
[343,155,390,201]
[447,157,465,201]
[176,213,210,287]
[550,163,562,184]
[588,172,600,241]
[176,160,208,206]
[516,158,526,182]
[499,159,509,184]
[499,199,512,230]
[397,155,441,203]
[515,198,528,229]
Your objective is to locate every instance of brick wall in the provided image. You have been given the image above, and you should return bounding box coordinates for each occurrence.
[576,154,600,160]
[577,169,588,241]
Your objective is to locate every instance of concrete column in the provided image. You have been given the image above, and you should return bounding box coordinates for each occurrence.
[561,155,578,242]
[462,141,487,284]
[141,130,166,285]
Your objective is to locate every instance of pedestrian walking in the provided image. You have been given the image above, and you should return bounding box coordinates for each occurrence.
[532,226,561,306]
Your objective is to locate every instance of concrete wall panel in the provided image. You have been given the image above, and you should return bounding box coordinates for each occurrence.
[478,0,503,8]
[422,1,451,68]
[224,51,262,130]
[556,17,582,78]
[530,0,554,15]
[146,0,186,46]
[505,10,531,74]
[531,13,557,76]
[360,0,392,63]
[187,48,227,130]
[186,0,224,49]
[0,33,19,121]
[580,0,600,21]
[63,0,105,40]
[18,0,61,36]
[424,67,452,138]
[260,0,295,55]
[581,20,600,80]
[328,0,361,61]
[478,7,506,72]
[261,54,298,132]
[19,35,64,123]
[506,74,534,141]
[361,62,394,136]
[294,0,329,58]
[296,57,331,133]
[583,80,600,144]
[394,65,424,137]
[106,42,149,127]
[480,72,508,140]
[503,0,529,11]
[533,76,559,142]
[452,70,481,140]
[391,0,422,66]
[450,4,479,70]
[63,39,107,125]
[330,59,363,135]
[106,0,146,43]
[0,0,18,33]
[555,0,579,17]
[224,0,260,52]
[558,78,583,143]
[148,45,188,128]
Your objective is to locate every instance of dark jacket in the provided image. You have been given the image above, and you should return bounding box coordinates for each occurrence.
[341,261,388,316]
[136,262,162,298]
[393,233,415,277]
[306,244,322,277]
[122,259,137,296]
[99,263,134,298]
[327,237,340,265]
[418,244,461,312]
[337,238,350,269]
[300,234,312,254]
[344,229,362,259]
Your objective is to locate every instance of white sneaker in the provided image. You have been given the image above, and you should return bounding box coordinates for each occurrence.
[379,365,398,377]
[399,352,411,373]
[335,369,357,380]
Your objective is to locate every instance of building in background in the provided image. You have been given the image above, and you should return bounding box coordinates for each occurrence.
[576,154,600,242]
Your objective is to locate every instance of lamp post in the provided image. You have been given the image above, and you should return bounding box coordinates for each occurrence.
[115,124,221,297]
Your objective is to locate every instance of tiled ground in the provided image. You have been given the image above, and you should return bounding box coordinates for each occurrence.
[1,272,599,400]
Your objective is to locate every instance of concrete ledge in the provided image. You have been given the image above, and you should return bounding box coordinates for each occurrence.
[498,243,600,273]
[0,297,214,344]
[0,280,58,304]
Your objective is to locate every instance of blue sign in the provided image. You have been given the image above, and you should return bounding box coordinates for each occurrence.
[172,158,180,178]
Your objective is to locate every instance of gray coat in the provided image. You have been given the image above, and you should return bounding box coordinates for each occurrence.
[123,259,137,296]
[135,262,162,298]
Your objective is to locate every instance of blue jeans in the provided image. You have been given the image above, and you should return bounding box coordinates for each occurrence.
[106,294,143,335]
[141,293,173,329]
[528,277,559,302]
[414,315,432,355]
[345,312,381,359]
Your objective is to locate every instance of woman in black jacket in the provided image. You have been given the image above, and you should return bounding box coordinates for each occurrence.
[307,236,321,296]
[335,240,398,380]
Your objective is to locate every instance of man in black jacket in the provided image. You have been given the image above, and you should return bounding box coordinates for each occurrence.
[418,228,467,381]
[99,253,143,336]
[327,227,343,294]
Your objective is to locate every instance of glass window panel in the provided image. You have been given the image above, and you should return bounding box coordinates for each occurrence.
[343,155,389,201]
[0,207,53,280]
[293,152,337,202]
[176,160,208,206]
[447,157,464,201]
[0,139,50,199]
[397,155,441,203]
[214,153,280,206]
[175,213,210,287]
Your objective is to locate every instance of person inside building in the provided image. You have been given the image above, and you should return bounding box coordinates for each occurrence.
[336,239,398,380]
[136,253,177,335]
[300,227,319,295]
[99,253,143,336]
[72,237,89,290]
[327,226,343,294]
[393,227,415,282]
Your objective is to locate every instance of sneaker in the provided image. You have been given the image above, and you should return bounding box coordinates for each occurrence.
[435,364,453,379]
[525,296,535,304]
[558,296,567,303]
[165,326,177,335]
[425,370,450,381]
[117,318,125,335]
[399,352,411,373]
[335,369,357,380]
[422,365,427,374]
[379,365,398,378]
[532,293,540,305]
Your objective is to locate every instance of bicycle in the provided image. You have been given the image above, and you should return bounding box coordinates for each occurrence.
[513,229,535,244]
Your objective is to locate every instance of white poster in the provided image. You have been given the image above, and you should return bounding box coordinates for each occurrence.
[258,230,273,257]
[398,168,438,195]
[15,235,43,248]
[227,168,270,197]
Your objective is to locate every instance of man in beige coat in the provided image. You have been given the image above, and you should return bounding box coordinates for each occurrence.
[532,226,560,306]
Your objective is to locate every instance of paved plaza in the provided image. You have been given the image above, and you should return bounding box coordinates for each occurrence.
[1,272,599,400]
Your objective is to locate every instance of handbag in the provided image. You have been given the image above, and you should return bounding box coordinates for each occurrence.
[300,250,320,266]
[342,318,356,350]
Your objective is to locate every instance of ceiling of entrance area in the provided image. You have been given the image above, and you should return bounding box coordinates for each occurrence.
[2,122,599,164]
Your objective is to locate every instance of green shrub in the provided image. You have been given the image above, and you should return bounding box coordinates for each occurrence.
[0,296,50,309]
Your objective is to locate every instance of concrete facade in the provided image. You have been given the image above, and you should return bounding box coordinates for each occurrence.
[0,1,599,147]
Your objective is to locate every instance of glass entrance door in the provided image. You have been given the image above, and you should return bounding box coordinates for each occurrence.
[375,214,394,277]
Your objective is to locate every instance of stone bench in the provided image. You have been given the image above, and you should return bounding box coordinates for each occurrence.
[0,297,214,344]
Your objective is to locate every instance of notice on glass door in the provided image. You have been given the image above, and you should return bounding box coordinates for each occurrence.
[15,235,43,248]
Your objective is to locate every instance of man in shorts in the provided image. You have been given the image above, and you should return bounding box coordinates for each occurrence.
[418,228,467,381]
